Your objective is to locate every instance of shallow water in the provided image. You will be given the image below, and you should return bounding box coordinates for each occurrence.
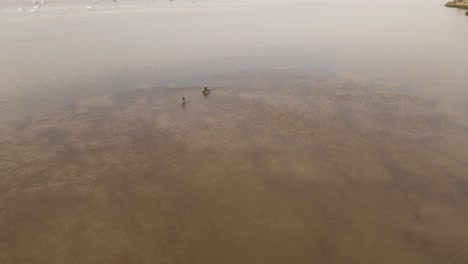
[1,0,468,263]
[2,72,468,263]
[1,0,467,120]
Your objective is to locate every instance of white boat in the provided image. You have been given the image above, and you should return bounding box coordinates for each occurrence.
[86,0,93,9]
[18,0,25,11]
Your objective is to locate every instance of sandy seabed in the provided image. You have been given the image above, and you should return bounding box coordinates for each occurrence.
[1,72,468,263]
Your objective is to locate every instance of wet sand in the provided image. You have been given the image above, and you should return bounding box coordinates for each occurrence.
[1,72,468,263]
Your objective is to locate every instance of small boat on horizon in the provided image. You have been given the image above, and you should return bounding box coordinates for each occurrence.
[86,0,93,9]
[18,0,25,11]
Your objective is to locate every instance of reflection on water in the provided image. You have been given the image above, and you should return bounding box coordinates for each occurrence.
[1,72,468,263]
[1,0,468,263]
[0,0,467,121]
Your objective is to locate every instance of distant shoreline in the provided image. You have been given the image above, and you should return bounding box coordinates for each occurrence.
[445,1,468,9]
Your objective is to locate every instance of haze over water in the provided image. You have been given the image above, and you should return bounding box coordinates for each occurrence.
[1,0,467,120]
[1,0,468,263]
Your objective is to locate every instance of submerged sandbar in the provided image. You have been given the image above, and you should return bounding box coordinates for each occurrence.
[1,72,468,263]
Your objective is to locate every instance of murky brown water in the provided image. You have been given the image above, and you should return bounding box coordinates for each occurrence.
[1,0,468,263]
[1,72,468,263]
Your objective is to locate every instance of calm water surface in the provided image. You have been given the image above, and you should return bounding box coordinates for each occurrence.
[1,0,467,120]
[1,1,468,262]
